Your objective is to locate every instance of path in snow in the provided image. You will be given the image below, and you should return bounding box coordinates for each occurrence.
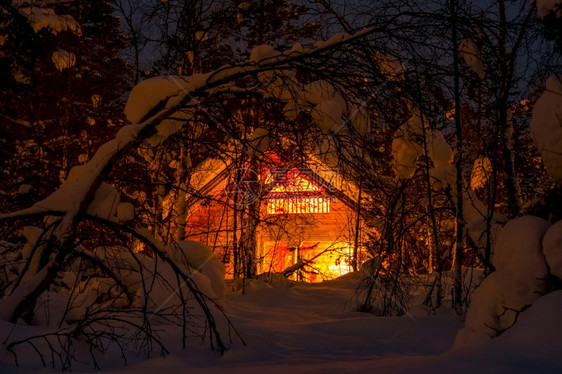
[72,275,562,373]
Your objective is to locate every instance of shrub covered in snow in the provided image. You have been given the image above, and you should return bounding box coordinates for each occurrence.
[543,220,562,279]
[455,216,559,348]
[165,241,226,299]
[530,74,562,186]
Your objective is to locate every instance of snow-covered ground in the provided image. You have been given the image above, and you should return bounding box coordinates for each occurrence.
[2,273,561,373]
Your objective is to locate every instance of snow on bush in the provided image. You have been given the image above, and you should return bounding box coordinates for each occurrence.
[530,74,562,186]
[15,4,82,36]
[459,39,485,79]
[392,136,422,179]
[165,241,226,298]
[535,0,562,18]
[428,130,454,167]
[311,100,345,134]
[391,110,506,256]
[51,49,76,71]
[456,216,552,348]
[349,106,371,135]
[124,75,203,124]
[542,220,562,279]
[493,216,550,308]
[463,187,507,258]
[116,202,135,223]
[249,44,279,62]
[72,246,218,311]
[456,73,562,347]
[391,110,455,179]
[470,156,492,190]
[86,182,119,219]
[303,80,344,106]
[248,127,274,157]
[375,51,406,80]
[454,273,510,347]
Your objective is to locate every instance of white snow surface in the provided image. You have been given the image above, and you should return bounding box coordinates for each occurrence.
[86,182,119,219]
[530,74,562,186]
[1,273,561,373]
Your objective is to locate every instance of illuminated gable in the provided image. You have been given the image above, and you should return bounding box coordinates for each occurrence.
[266,168,330,214]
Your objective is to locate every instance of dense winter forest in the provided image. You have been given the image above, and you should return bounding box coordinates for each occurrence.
[0,0,561,372]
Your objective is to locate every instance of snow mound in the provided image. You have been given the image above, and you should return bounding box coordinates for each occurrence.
[493,216,550,308]
[542,220,562,279]
[78,247,217,311]
[165,241,226,298]
[454,273,508,347]
[491,290,562,362]
[530,74,562,186]
[456,216,552,348]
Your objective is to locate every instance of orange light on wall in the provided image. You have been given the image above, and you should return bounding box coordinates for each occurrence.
[267,196,330,214]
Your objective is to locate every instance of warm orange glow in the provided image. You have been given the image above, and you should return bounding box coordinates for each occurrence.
[267,196,330,214]
[267,169,321,193]
[265,168,330,214]
[258,241,354,282]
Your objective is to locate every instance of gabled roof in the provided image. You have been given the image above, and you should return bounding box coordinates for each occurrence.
[184,153,360,212]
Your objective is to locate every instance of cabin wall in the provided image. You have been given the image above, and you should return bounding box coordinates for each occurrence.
[184,188,364,281]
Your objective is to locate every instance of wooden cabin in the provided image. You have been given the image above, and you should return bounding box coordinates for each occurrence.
[183,153,365,282]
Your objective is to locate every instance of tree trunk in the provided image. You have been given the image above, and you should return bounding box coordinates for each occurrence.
[451,0,464,315]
